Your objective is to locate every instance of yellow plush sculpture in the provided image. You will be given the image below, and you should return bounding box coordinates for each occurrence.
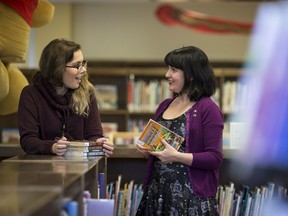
[0,0,54,115]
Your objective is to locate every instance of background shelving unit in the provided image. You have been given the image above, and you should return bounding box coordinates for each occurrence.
[85,61,244,185]
[0,61,244,187]
[86,61,243,133]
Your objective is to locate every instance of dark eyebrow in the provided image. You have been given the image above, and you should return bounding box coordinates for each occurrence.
[71,61,82,65]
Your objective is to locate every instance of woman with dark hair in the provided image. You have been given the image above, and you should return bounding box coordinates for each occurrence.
[136,46,223,215]
[18,38,114,157]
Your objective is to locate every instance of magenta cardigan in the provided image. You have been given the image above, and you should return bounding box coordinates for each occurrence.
[143,97,224,198]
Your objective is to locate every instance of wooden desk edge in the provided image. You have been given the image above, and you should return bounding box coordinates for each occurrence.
[0,143,241,159]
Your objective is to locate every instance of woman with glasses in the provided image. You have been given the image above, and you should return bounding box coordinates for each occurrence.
[18,38,114,157]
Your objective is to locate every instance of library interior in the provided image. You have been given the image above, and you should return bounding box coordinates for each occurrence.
[1,0,287,215]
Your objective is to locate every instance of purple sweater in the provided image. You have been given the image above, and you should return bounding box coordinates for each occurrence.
[144,97,224,198]
[18,72,103,154]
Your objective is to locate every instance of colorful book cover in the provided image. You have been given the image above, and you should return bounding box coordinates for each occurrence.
[137,119,184,151]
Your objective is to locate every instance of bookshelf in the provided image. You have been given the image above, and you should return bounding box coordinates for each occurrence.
[0,62,243,142]
[86,61,243,134]
[2,62,288,215]
[0,61,244,188]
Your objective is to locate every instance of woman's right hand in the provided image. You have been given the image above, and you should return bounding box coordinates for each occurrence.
[136,144,150,159]
[52,137,69,156]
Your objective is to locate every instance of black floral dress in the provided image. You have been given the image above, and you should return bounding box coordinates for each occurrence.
[136,113,219,216]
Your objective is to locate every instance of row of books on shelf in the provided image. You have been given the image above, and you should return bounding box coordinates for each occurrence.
[104,178,287,216]
[94,79,172,112]
[107,175,143,216]
[62,176,143,216]
[94,80,248,115]
[217,181,286,216]
[127,78,172,112]
[222,80,249,114]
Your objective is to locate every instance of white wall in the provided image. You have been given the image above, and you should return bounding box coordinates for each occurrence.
[73,2,259,62]
[34,4,72,64]
[25,2,261,67]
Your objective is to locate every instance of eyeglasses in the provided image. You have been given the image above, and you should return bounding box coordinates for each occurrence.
[65,60,88,71]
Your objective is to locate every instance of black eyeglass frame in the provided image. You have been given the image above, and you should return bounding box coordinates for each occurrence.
[65,60,88,70]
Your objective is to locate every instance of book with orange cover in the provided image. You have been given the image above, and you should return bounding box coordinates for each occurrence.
[137,119,184,151]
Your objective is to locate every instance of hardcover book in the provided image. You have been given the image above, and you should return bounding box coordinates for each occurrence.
[137,119,184,151]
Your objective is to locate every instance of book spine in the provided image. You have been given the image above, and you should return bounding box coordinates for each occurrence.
[98,173,106,199]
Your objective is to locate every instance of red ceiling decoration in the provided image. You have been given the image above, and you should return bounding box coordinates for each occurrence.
[156,4,253,34]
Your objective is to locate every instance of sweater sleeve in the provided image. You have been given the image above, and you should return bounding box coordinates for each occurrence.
[190,101,224,170]
[84,95,104,141]
[18,87,55,154]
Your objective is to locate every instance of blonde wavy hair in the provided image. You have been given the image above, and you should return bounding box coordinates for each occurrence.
[71,72,96,116]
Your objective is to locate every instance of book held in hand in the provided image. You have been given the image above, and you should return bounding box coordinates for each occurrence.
[137,119,184,151]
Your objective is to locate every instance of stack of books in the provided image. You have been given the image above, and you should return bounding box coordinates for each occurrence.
[64,141,104,157]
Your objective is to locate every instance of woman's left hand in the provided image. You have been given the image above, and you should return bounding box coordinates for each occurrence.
[150,139,178,164]
[96,137,114,158]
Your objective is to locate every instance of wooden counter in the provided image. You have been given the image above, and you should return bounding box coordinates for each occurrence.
[0,143,240,159]
[0,186,62,216]
[0,154,106,216]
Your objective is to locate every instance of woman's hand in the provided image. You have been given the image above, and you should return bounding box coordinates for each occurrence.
[150,139,193,166]
[149,139,178,163]
[96,137,114,158]
[52,137,69,156]
[136,143,150,159]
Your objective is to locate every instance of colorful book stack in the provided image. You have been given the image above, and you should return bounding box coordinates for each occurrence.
[64,141,104,157]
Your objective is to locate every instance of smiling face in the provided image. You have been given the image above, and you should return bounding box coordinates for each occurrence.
[165,66,185,94]
[63,50,85,89]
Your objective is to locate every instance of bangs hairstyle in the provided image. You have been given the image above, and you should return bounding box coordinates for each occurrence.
[39,38,81,87]
[164,46,216,101]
